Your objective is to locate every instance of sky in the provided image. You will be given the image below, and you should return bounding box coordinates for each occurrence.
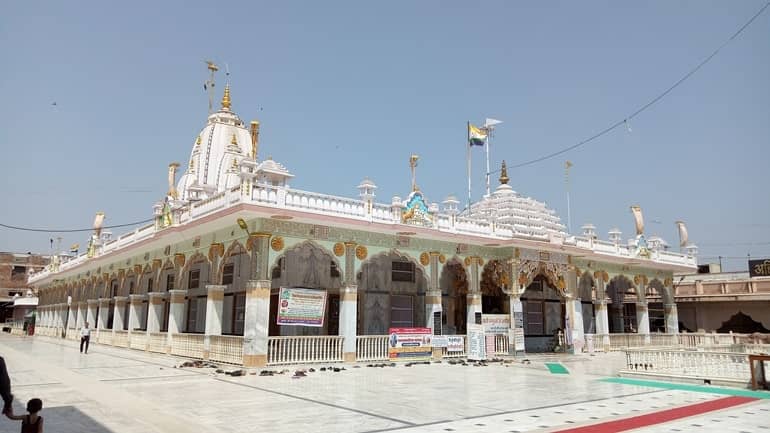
[1,1,768,271]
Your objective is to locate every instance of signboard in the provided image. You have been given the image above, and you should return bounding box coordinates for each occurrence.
[482,314,510,335]
[467,324,486,361]
[432,336,448,348]
[388,327,432,361]
[446,336,465,352]
[276,287,328,327]
[511,328,525,351]
[433,311,442,336]
[485,335,496,355]
[749,259,770,278]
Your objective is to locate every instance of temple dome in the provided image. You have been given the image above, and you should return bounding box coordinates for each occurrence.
[464,161,566,238]
[177,85,254,201]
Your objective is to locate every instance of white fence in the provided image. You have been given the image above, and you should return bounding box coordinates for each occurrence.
[624,349,751,382]
[209,335,244,365]
[267,336,344,365]
[356,335,389,362]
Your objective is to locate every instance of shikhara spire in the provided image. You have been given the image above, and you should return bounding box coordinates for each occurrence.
[221,84,232,111]
[499,160,509,185]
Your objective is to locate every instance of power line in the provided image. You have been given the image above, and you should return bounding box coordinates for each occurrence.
[487,1,770,173]
[0,218,155,233]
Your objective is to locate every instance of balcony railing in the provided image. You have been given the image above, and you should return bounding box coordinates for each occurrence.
[267,336,344,365]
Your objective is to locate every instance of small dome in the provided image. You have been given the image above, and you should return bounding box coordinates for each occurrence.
[357,177,377,189]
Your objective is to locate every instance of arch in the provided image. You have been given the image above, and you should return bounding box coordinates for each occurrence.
[481,259,507,314]
[647,278,671,303]
[439,256,469,334]
[219,240,248,286]
[520,273,566,352]
[606,275,635,333]
[138,264,153,294]
[578,271,595,301]
[356,249,428,335]
[178,252,210,290]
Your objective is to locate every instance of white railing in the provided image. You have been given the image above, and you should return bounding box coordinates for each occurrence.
[623,349,751,382]
[443,335,467,358]
[208,335,244,365]
[356,335,389,362]
[284,189,366,218]
[267,336,344,365]
[147,332,167,353]
[608,333,648,350]
[494,334,509,355]
[129,332,147,350]
[169,333,205,359]
[97,330,113,345]
[113,330,129,348]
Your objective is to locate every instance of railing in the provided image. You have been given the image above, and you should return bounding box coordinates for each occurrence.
[147,332,167,354]
[208,335,244,365]
[443,335,467,358]
[494,334,509,355]
[169,333,205,359]
[356,335,389,362]
[113,330,129,348]
[129,332,147,350]
[623,349,751,382]
[267,336,344,365]
[97,330,113,345]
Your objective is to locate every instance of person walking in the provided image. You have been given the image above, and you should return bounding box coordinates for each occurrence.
[0,356,12,416]
[5,398,44,433]
[79,322,91,354]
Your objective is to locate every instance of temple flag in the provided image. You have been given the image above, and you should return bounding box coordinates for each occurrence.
[630,205,644,235]
[468,123,487,147]
[676,221,689,247]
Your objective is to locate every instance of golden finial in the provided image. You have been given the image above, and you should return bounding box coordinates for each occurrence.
[250,120,260,160]
[231,134,238,145]
[221,84,231,110]
[195,136,201,146]
[499,160,509,185]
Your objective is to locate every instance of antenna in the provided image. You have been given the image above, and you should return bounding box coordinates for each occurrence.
[204,60,219,113]
[225,62,230,85]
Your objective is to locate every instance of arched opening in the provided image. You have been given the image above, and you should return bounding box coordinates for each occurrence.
[182,254,210,333]
[439,258,468,334]
[356,250,427,335]
[158,261,175,332]
[606,275,636,333]
[647,278,666,332]
[578,272,596,334]
[220,242,249,335]
[269,241,342,336]
[481,260,507,314]
[521,274,565,352]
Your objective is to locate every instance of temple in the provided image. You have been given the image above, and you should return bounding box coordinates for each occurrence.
[28,82,698,366]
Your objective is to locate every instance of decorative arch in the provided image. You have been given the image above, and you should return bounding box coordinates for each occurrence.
[439,256,469,334]
[270,240,342,289]
[218,240,248,285]
[178,252,210,290]
[647,278,671,303]
[518,260,568,296]
[578,271,595,301]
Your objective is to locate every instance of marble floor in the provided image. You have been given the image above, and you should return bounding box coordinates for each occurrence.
[0,334,768,433]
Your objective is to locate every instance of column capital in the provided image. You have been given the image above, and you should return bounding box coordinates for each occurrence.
[168,289,187,303]
[114,296,128,305]
[87,299,99,306]
[341,285,357,302]
[98,298,111,306]
[343,241,357,248]
[206,284,226,301]
[129,294,148,304]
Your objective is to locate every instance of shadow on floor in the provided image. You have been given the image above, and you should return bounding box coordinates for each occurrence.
[0,403,116,433]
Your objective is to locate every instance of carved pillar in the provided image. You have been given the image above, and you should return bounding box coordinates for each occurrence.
[243,232,271,368]
[340,241,358,363]
[634,275,650,344]
[112,296,127,331]
[128,294,147,332]
[146,292,165,334]
[466,257,482,327]
[203,285,226,359]
[664,303,679,334]
[425,251,443,334]
[97,298,110,337]
[564,267,584,353]
[506,258,524,355]
[86,299,98,329]
[76,301,86,329]
[593,270,610,348]
[166,290,187,351]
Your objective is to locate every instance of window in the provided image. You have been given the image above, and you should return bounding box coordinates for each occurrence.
[161,299,170,332]
[271,258,283,279]
[147,277,153,293]
[166,274,175,291]
[222,263,235,285]
[233,293,245,335]
[189,269,200,289]
[111,281,118,297]
[187,298,198,331]
[391,261,415,282]
[390,295,413,328]
[129,281,135,295]
[525,301,544,335]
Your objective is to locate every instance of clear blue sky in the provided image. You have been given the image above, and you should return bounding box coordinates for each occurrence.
[1,1,768,271]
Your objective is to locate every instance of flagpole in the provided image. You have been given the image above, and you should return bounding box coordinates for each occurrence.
[485,131,491,197]
[467,121,472,211]
[565,161,572,234]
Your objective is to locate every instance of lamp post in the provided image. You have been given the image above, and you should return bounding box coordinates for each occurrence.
[62,294,72,338]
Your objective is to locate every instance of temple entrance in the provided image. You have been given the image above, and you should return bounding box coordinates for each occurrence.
[439,258,468,334]
[481,260,507,314]
[356,251,427,335]
[521,274,565,352]
[269,241,342,336]
[606,276,637,333]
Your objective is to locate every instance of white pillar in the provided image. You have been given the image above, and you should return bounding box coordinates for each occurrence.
[340,285,358,363]
[112,296,127,331]
[467,293,482,327]
[97,298,110,337]
[466,257,482,327]
[128,294,147,332]
[664,303,679,334]
[565,268,584,353]
[203,285,225,359]
[146,292,165,334]
[76,302,86,329]
[594,300,610,346]
[167,290,187,351]
[243,279,271,367]
[66,304,77,332]
[508,294,524,355]
[636,301,650,344]
[86,300,98,328]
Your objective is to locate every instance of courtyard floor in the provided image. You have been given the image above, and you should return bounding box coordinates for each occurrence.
[0,334,768,433]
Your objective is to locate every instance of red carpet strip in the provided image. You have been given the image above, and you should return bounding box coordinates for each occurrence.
[552,396,757,433]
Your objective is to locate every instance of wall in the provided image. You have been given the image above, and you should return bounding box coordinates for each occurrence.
[677,301,770,332]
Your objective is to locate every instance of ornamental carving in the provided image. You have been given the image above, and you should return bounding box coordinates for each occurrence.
[133,264,142,275]
[333,242,345,257]
[152,259,162,272]
[593,270,609,283]
[464,257,471,267]
[174,253,186,269]
[419,252,430,266]
[664,277,673,287]
[355,245,368,260]
[634,274,649,285]
[208,243,225,262]
[439,254,446,264]
[271,236,285,252]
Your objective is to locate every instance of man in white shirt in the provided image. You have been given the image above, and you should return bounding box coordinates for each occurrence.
[80,322,91,354]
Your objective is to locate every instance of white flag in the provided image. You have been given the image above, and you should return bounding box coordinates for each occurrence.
[630,205,644,235]
[675,221,688,247]
[484,118,503,128]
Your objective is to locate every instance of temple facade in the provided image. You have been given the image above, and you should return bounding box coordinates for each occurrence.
[28,84,698,366]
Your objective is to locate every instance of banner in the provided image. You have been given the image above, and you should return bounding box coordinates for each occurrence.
[388,327,432,361]
[511,328,525,351]
[276,287,327,327]
[482,314,510,335]
[749,259,770,278]
[446,336,465,352]
[467,324,486,361]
